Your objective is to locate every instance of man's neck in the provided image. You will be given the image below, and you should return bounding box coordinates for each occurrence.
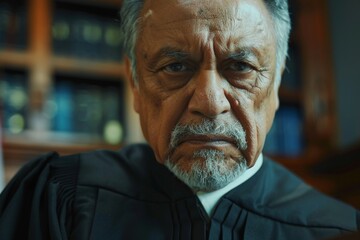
[196,154,264,216]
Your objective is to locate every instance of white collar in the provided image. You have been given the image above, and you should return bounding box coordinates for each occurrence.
[196,154,263,216]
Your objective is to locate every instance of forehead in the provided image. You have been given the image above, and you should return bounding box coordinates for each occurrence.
[138,0,275,55]
[141,0,269,23]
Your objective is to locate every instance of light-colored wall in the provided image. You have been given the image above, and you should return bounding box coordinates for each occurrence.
[328,0,360,147]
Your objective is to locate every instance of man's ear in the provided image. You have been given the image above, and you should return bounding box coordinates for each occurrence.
[125,57,140,113]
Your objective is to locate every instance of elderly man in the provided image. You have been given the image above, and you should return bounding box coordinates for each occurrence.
[0,0,359,239]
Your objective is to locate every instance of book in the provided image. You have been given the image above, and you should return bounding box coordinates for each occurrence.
[101,18,123,61]
[0,2,11,49]
[53,79,74,132]
[52,4,123,61]
[0,70,28,134]
[263,113,281,155]
[52,10,72,57]
[102,84,124,144]
[279,106,304,156]
[0,2,27,50]
[263,105,304,157]
[73,82,103,134]
[51,76,125,144]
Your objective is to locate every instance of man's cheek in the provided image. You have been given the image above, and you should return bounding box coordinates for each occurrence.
[223,91,258,165]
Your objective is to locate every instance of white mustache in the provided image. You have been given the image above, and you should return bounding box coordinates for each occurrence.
[170,119,247,151]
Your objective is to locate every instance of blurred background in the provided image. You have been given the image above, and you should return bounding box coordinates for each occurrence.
[0,0,359,208]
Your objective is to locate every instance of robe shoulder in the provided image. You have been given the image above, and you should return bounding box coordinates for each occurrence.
[222,157,360,237]
[0,144,193,240]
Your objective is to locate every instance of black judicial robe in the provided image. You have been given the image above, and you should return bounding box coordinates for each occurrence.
[0,144,359,240]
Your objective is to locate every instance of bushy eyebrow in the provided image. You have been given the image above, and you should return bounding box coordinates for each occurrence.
[164,48,190,60]
[151,47,190,62]
[226,47,258,61]
[145,46,262,70]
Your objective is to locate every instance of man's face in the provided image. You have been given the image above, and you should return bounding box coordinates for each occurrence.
[129,0,279,191]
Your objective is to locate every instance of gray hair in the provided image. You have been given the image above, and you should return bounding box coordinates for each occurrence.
[120,0,291,88]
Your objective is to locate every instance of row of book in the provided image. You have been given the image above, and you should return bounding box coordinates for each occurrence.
[52,6,124,61]
[263,105,304,157]
[0,2,28,50]
[52,76,125,144]
[0,1,124,61]
[0,71,125,145]
[0,70,28,134]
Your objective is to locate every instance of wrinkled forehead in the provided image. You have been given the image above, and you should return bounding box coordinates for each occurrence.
[139,0,272,32]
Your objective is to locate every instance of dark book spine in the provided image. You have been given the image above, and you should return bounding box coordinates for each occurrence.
[52,10,72,56]
[0,71,28,134]
[101,18,123,61]
[16,6,28,50]
[263,113,280,155]
[51,75,125,142]
[73,82,103,134]
[52,7,123,61]
[0,3,27,50]
[0,3,10,49]
[53,80,74,132]
[264,106,304,157]
[279,106,304,156]
[102,84,124,144]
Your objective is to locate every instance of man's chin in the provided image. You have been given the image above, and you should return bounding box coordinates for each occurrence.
[164,149,248,192]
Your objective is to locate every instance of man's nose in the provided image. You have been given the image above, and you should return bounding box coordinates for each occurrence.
[188,70,231,118]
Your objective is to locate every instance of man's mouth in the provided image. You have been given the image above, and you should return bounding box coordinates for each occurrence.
[178,135,237,147]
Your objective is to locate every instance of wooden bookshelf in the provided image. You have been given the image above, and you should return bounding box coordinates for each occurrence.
[52,56,125,78]
[0,50,32,68]
[0,0,143,181]
[266,0,337,161]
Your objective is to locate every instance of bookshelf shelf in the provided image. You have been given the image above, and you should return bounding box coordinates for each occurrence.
[52,56,125,78]
[3,131,122,181]
[0,50,32,68]
[3,130,122,150]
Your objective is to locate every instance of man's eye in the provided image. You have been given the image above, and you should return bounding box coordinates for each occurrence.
[228,62,254,72]
[163,63,189,73]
